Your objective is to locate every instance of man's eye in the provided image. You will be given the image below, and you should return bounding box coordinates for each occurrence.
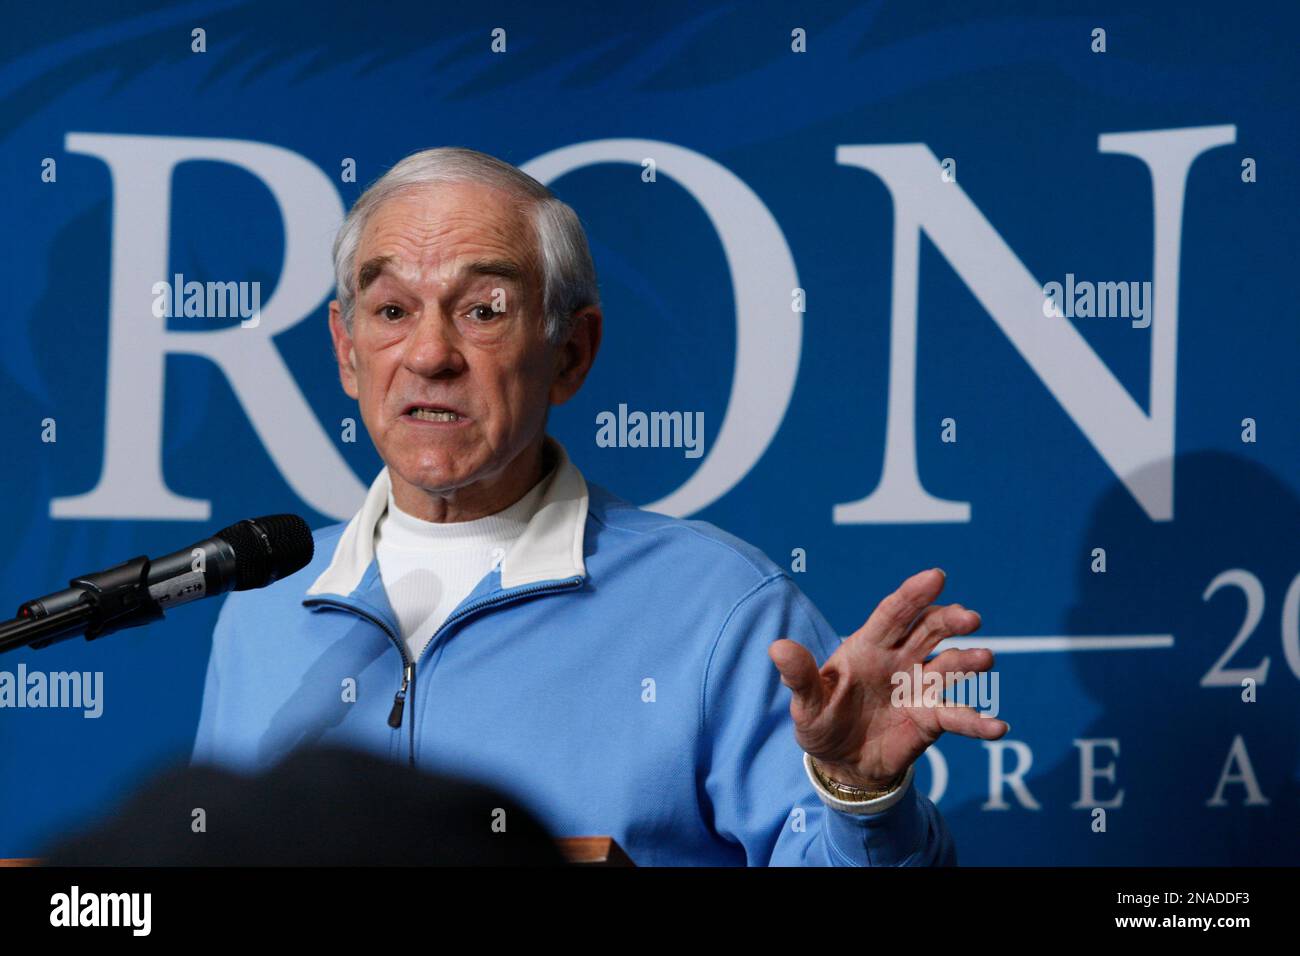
[380,305,406,321]
[467,304,499,322]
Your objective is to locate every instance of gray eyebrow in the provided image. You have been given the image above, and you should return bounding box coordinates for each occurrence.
[463,259,525,284]
[356,256,525,292]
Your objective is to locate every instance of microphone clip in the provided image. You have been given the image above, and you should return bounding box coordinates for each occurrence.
[23,555,166,650]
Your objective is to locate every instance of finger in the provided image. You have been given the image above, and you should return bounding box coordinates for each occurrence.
[934,704,1010,740]
[855,568,948,648]
[904,603,982,657]
[768,638,826,721]
[923,647,995,675]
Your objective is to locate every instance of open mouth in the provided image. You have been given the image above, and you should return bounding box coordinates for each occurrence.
[403,404,466,423]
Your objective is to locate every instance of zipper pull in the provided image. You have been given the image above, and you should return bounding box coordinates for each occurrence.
[387,662,414,729]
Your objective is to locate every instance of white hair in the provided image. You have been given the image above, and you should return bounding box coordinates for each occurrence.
[332,146,600,345]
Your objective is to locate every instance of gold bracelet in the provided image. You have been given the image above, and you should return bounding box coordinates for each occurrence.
[810,757,908,801]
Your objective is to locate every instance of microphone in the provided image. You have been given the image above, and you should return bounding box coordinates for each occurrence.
[0,515,314,655]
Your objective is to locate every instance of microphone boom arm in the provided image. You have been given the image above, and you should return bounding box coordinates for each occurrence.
[0,556,166,655]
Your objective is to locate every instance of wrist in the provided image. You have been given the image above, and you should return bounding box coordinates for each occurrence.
[800,754,915,816]
[810,757,908,797]
[803,753,916,816]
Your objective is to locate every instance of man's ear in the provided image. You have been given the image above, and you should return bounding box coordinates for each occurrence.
[549,306,603,406]
[328,300,360,400]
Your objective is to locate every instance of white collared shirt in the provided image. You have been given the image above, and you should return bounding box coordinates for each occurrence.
[374,474,550,663]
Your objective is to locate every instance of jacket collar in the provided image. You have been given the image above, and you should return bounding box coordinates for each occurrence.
[305,434,588,598]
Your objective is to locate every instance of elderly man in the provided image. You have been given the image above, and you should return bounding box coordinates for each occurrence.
[192,146,1007,865]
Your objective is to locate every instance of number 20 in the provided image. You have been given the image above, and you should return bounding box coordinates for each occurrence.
[1200,569,1300,686]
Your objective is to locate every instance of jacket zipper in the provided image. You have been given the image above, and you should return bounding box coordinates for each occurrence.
[305,575,583,767]
[388,661,414,729]
[300,599,414,755]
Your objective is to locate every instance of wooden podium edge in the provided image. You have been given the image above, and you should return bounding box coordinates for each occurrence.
[555,836,635,866]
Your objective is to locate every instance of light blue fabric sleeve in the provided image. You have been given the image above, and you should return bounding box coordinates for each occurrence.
[699,573,956,866]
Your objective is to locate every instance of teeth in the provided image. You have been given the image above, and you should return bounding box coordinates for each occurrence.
[410,408,459,422]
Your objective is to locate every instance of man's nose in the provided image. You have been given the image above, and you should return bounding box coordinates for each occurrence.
[402,309,465,377]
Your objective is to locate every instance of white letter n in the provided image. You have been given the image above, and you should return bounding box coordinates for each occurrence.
[833,125,1235,524]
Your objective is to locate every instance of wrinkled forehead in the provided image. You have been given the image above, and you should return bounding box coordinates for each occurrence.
[356,182,539,286]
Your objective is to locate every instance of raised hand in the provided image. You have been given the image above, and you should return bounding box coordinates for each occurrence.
[768,568,1009,791]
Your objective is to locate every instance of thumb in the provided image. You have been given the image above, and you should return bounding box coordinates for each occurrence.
[768,638,825,720]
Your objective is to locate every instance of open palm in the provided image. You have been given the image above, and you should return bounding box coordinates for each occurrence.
[769,568,1009,790]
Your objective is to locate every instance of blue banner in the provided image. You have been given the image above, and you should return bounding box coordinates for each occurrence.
[1,0,1296,864]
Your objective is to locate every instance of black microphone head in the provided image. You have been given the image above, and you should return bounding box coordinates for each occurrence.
[215,515,315,590]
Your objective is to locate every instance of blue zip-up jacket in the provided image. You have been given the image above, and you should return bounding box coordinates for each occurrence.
[191,435,955,866]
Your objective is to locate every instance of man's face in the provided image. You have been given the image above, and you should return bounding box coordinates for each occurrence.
[329,181,575,516]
